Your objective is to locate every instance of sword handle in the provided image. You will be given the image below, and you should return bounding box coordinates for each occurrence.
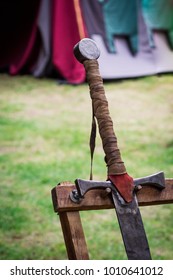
[74,38,126,176]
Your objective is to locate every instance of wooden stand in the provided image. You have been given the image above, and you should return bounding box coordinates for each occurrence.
[51,179,173,260]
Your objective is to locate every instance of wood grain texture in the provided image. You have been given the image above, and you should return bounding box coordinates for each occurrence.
[59,211,89,260]
[51,179,173,212]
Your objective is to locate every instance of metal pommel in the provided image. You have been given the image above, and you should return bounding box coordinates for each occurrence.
[73,38,100,63]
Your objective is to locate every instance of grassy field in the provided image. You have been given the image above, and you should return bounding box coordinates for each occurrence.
[0,73,173,260]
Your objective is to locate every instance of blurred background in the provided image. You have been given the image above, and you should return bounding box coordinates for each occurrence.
[0,0,173,259]
[1,0,173,83]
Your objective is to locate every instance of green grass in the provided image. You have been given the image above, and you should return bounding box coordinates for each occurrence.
[0,74,173,259]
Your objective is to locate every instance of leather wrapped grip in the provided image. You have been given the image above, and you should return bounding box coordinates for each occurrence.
[74,38,126,175]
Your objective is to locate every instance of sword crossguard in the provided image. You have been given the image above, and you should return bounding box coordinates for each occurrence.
[70,171,165,203]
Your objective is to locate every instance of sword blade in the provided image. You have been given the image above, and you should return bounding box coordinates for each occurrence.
[112,191,151,260]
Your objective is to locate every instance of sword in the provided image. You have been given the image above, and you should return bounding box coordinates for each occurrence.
[71,38,165,260]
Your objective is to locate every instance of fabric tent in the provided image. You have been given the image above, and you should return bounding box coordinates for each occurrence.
[142,0,173,49]
[0,0,173,84]
[32,0,52,77]
[0,0,41,74]
[52,0,86,84]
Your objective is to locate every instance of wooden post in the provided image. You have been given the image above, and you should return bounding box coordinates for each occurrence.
[52,182,89,260]
[59,211,89,260]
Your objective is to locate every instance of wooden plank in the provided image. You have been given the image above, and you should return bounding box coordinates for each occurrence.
[59,211,89,260]
[51,179,173,212]
[137,179,173,206]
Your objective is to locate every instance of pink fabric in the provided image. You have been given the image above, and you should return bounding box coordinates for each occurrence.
[52,0,86,83]
[9,1,41,75]
[10,26,38,75]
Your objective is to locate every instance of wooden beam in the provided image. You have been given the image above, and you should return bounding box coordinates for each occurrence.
[51,179,173,213]
[59,211,89,260]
